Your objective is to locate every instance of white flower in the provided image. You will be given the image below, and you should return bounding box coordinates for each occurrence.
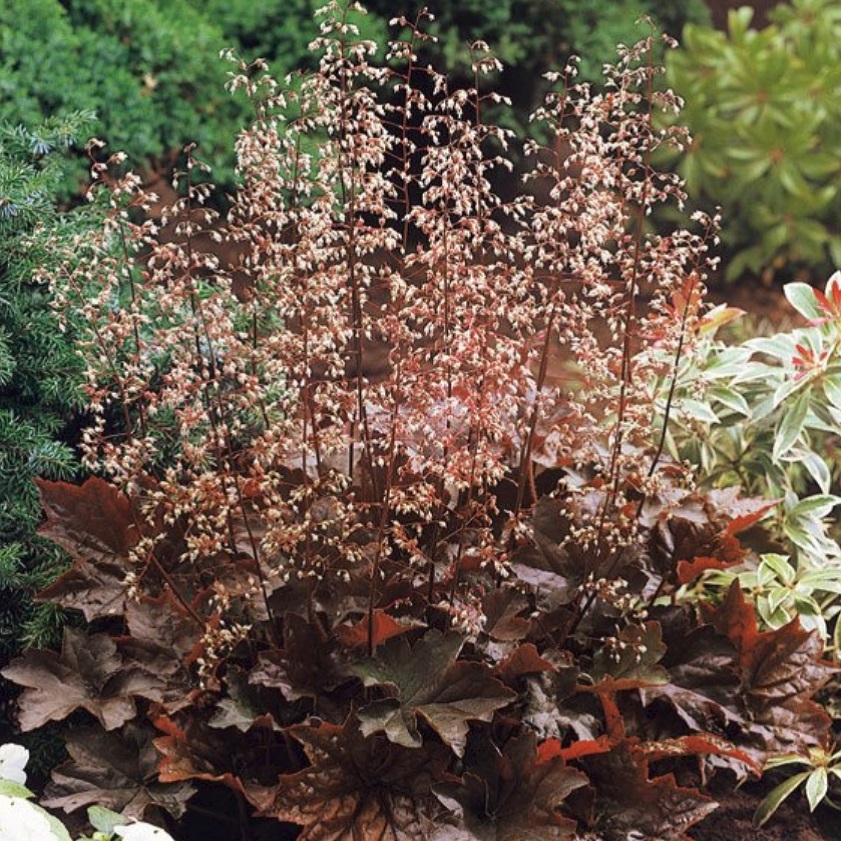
[113,823,176,841]
[0,744,29,786]
[0,794,55,841]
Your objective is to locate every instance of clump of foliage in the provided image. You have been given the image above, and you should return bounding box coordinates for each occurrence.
[1,4,834,840]
[668,274,841,648]
[0,0,247,196]
[0,743,173,841]
[0,115,98,768]
[666,0,841,282]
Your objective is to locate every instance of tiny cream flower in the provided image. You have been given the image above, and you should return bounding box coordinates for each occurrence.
[113,822,177,841]
[0,794,55,841]
[0,744,29,785]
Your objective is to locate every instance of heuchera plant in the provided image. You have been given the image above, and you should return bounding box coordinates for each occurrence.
[1,4,835,839]
[0,743,174,841]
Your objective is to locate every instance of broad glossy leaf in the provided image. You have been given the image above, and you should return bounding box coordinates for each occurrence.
[352,631,515,755]
[248,612,337,701]
[640,612,742,737]
[209,667,282,732]
[481,590,533,642]
[523,665,596,742]
[117,591,204,713]
[41,725,194,820]
[784,282,824,322]
[36,556,127,622]
[702,584,834,762]
[590,622,668,690]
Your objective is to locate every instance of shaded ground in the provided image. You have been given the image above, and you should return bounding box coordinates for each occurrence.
[706,0,783,29]
[708,275,796,332]
[692,784,836,840]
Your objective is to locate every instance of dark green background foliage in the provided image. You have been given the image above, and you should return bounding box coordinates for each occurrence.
[666,0,841,281]
[0,0,245,194]
[368,0,709,140]
[371,0,708,101]
[1,0,708,196]
[0,117,96,764]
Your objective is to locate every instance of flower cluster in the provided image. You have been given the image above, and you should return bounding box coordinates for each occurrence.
[42,3,716,661]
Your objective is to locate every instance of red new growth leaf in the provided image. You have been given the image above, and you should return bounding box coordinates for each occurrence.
[635,734,757,773]
[153,712,290,798]
[580,740,717,840]
[35,477,139,620]
[245,718,449,841]
[554,736,612,763]
[334,609,424,649]
[676,556,735,585]
[724,498,778,537]
[494,643,557,685]
[1,627,162,731]
[703,581,758,668]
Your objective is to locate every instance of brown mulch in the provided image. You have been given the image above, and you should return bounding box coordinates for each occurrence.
[691,785,836,841]
[708,276,796,332]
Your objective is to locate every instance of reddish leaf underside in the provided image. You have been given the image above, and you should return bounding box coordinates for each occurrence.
[580,740,717,841]
[334,609,425,649]
[700,584,834,761]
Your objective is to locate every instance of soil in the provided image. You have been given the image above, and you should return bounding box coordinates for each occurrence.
[708,275,796,332]
[705,0,784,30]
[691,784,837,841]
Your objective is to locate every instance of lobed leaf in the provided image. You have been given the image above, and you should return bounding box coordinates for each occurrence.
[245,718,450,841]
[352,631,515,755]
[1,627,162,731]
[41,725,194,820]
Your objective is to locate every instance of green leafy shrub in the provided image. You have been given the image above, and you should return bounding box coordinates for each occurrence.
[0,6,834,840]
[666,0,841,281]
[667,274,841,656]
[0,0,246,195]
[0,116,102,772]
